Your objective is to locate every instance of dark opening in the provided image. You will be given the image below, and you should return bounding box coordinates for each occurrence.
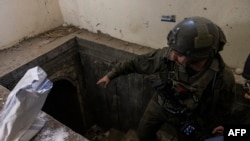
[42,79,85,135]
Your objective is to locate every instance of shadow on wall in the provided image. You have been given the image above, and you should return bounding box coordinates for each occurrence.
[42,79,85,135]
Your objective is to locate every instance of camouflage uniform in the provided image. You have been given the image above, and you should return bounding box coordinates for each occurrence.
[106,47,235,141]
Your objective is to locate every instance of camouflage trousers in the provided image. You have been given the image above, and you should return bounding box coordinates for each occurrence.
[137,94,206,141]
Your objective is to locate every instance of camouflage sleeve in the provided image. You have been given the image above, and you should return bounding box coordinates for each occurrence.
[210,66,236,128]
[107,47,171,80]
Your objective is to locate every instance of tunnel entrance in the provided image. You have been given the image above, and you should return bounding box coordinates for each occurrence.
[42,79,85,135]
[0,34,157,140]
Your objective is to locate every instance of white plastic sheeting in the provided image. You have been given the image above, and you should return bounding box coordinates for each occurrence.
[0,66,53,141]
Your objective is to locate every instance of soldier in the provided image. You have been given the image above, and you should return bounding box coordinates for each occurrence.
[242,54,250,127]
[243,54,250,100]
[97,16,235,141]
[229,54,250,130]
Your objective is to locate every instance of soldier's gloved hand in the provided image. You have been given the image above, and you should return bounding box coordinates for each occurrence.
[96,75,110,88]
[244,82,250,100]
[244,92,250,100]
[212,125,224,135]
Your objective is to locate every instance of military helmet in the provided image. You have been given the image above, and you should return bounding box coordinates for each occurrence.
[167,16,226,60]
[243,54,250,80]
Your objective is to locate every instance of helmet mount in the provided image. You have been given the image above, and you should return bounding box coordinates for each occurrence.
[167,16,226,60]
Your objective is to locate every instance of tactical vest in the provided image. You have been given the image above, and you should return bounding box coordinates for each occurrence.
[158,57,219,114]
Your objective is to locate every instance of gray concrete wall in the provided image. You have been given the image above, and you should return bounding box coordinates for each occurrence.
[0,0,63,50]
[60,0,250,69]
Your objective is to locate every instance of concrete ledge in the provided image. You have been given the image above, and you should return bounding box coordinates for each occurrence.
[0,85,89,141]
[0,26,244,82]
[0,26,153,78]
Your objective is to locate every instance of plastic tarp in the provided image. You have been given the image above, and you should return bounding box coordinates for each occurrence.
[0,66,53,141]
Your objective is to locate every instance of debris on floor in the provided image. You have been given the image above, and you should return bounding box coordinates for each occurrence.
[40,26,79,39]
[84,124,178,141]
[84,125,133,141]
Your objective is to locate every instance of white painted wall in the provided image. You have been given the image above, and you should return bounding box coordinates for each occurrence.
[0,0,249,68]
[0,0,63,50]
[59,0,250,69]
